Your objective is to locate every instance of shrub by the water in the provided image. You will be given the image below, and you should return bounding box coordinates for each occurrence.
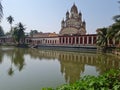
[42,69,120,90]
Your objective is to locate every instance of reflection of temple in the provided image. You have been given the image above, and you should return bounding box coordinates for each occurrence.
[58,53,96,83]
[28,49,60,60]
[28,49,120,83]
[59,53,84,83]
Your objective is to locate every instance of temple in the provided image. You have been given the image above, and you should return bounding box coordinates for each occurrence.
[60,4,86,35]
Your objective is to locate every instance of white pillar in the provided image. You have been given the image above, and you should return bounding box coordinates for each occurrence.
[87,36,89,45]
[71,37,73,45]
[61,37,63,44]
[68,37,69,44]
[75,37,76,45]
[64,37,66,45]
[79,37,80,45]
[83,36,84,45]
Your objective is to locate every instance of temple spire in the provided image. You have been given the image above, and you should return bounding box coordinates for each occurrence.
[66,10,69,20]
[70,3,78,14]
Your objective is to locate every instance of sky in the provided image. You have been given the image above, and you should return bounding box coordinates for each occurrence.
[0,0,119,34]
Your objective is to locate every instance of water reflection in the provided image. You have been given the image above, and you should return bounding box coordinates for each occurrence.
[0,47,120,84]
[0,47,26,76]
[0,49,4,63]
[58,53,120,83]
[25,49,120,84]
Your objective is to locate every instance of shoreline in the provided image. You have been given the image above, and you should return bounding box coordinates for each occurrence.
[35,45,97,53]
[1,44,120,54]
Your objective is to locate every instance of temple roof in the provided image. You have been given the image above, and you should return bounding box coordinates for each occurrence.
[70,4,78,14]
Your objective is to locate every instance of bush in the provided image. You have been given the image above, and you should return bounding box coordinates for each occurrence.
[42,69,120,90]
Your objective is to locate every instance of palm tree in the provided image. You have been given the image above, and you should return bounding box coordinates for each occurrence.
[12,22,26,44]
[98,0,120,49]
[12,26,19,43]
[111,0,120,42]
[110,22,120,47]
[0,25,4,36]
[96,28,109,52]
[0,1,3,22]
[107,15,120,45]
[17,22,25,44]
[110,22,120,42]
[113,8,120,40]
[106,0,120,46]
[7,15,14,33]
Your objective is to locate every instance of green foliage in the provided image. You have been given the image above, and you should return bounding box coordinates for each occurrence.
[0,25,4,36]
[111,1,120,41]
[6,15,14,25]
[42,69,120,90]
[30,30,38,37]
[12,22,26,44]
[6,15,14,33]
[96,28,108,47]
[97,1,120,49]
[109,21,120,42]
[42,88,54,90]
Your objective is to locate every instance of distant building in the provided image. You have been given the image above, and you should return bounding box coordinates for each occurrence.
[25,32,59,45]
[59,4,86,35]
[0,35,13,44]
[32,32,58,38]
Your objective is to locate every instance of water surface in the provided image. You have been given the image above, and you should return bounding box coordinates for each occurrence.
[0,46,120,90]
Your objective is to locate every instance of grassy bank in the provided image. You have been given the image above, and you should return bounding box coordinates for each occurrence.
[42,69,120,90]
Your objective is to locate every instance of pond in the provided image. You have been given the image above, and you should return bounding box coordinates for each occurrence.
[0,46,120,90]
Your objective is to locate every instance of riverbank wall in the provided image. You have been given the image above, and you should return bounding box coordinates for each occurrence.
[36,45,97,53]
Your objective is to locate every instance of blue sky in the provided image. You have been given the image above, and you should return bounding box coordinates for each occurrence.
[1,0,119,34]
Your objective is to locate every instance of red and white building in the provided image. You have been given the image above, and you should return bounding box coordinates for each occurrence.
[59,34,97,46]
[26,4,98,48]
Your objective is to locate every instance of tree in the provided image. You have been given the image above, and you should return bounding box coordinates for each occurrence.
[17,22,26,44]
[12,22,26,44]
[104,1,120,47]
[112,3,120,42]
[109,22,120,42]
[111,1,120,41]
[0,25,4,36]
[12,27,19,43]
[0,1,3,22]
[30,30,38,37]
[6,15,14,33]
[96,28,109,51]
[97,1,120,50]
